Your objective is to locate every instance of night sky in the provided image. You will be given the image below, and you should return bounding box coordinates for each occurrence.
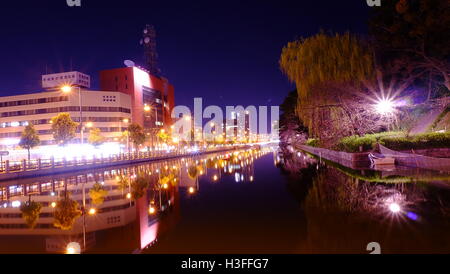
[0,0,370,109]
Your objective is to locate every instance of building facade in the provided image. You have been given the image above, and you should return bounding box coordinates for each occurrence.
[0,65,175,151]
[99,66,175,133]
[42,71,91,89]
[0,89,132,150]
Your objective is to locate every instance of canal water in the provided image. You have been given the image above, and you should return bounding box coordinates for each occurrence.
[1,145,450,254]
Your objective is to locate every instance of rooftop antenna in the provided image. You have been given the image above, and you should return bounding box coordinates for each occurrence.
[140,24,161,77]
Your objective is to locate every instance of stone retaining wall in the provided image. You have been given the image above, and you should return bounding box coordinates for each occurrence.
[297,145,370,169]
[400,148,450,158]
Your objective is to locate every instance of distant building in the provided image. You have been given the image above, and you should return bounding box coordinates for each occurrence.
[224,111,252,142]
[99,66,175,134]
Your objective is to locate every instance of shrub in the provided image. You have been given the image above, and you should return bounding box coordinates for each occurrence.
[335,132,403,152]
[379,132,450,151]
[336,135,374,152]
[336,131,450,152]
[306,138,319,147]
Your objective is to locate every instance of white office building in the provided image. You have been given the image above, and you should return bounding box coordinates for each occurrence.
[0,72,132,151]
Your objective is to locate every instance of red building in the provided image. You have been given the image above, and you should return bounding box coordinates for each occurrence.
[99,66,175,132]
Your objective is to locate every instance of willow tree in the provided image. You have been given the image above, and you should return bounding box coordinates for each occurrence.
[280,32,375,143]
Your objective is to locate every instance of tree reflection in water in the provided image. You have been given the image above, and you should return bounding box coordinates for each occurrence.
[277,144,450,253]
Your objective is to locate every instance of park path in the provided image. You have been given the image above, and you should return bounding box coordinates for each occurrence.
[410,104,447,134]
[410,107,444,134]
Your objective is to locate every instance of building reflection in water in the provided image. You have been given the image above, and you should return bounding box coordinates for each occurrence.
[0,147,268,254]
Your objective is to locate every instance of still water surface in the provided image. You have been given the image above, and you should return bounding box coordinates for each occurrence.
[1,146,450,254]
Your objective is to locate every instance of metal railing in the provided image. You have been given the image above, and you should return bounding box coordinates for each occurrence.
[0,145,246,175]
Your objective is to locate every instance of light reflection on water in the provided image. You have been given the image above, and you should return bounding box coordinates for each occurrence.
[1,145,450,254]
[0,148,268,254]
[276,144,450,253]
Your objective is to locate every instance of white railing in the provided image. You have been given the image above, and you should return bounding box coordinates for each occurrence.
[0,145,248,175]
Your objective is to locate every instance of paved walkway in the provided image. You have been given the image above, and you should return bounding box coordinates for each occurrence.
[411,97,450,134]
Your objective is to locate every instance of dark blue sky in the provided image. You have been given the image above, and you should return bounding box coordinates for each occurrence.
[0,0,370,109]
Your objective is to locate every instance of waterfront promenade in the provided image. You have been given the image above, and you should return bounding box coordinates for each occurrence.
[0,144,250,181]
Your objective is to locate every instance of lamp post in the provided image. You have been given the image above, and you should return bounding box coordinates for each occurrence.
[121,118,129,132]
[61,85,84,145]
[121,118,130,153]
[79,177,98,253]
[82,180,87,250]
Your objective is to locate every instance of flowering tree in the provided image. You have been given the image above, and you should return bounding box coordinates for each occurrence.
[279,90,308,146]
[369,0,450,99]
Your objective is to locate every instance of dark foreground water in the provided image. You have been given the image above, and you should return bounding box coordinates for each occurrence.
[1,145,450,254]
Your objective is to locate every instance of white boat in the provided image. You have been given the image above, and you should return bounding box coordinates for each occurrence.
[379,144,450,172]
[373,157,395,165]
[369,153,396,166]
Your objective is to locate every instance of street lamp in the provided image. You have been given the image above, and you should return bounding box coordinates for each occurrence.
[61,85,84,145]
[389,202,401,213]
[375,98,395,115]
[65,242,81,254]
[188,186,195,194]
